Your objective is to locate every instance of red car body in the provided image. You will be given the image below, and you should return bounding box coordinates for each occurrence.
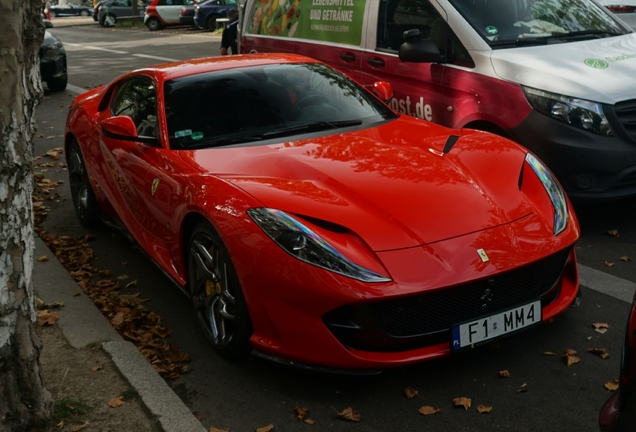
[600,290,636,431]
[64,54,580,371]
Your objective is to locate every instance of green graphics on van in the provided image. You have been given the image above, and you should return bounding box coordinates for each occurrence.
[247,0,366,45]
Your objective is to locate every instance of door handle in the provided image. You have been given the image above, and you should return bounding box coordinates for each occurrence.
[367,57,385,67]
[340,52,356,62]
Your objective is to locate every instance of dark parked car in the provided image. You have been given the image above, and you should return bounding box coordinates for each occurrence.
[600,290,636,431]
[178,4,196,26]
[40,31,67,92]
[93,1,104,21]
[97,0,147,26]
[49,3,93,17]
[193,0,236,30]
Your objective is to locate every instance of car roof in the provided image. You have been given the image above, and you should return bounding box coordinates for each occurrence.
[132,53,322,81]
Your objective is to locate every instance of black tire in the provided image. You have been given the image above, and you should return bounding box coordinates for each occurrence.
[80,10,89,16]
[146,17,162,31]
[101,14,116,27]
[206,14,220,31]
[46,74,67,92]
[67,139,100,228]
[187,221,252,360]
[49,11,56,18]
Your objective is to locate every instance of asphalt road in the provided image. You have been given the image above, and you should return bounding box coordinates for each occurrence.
[35,23,636,432]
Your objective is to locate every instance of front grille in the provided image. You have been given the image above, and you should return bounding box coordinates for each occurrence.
[613,99,636,141]
[368,248,570,337]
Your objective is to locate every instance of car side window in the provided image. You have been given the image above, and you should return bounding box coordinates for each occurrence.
[111,76,158,137]
[376,0,474,67]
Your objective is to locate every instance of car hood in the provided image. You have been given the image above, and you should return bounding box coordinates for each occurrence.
[180,117,534,251]
[490,33,636,104]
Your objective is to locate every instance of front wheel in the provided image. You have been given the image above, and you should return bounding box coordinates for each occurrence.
[80,10,89,16]
[206,14,220,31]
[49,11,56,18]
[67,139,100,228]
[187,222,252,360]
[146,17,162,31]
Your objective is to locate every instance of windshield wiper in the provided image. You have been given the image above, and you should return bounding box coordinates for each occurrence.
[547,29,623,40]
[261,120,363,139]
[489,37,549,47]
[183,136,263,150]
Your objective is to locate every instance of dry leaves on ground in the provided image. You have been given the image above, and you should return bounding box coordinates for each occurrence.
[108,396,125,408]
[256,425,274,432]
[477,405,492,413]
[37,310,60,326]
[593,322,609,334]
[620,256,631,262]
[605,380,619,391]
[418,406,441,415]
[294,407,308,421]
[563,348,581,366]
[404,386,419,399]
[71,421,89,431]
[209,427,229,432]
[588,348,610,359]
[453,397,471,410]
[337,407,361,422]
[499,370,510,378]
[602,261,616,267]
[605,229,619,237]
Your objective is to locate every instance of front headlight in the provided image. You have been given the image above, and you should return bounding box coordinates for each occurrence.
[41,41,64,52]
[522,86,613,136]
[247,208,391,283]
[525,153,568,235]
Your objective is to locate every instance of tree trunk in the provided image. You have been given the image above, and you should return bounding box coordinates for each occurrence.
[0,0,53,430]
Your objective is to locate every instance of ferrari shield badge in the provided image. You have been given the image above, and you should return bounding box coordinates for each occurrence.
[477,248,489,262]
[151,178,160,196]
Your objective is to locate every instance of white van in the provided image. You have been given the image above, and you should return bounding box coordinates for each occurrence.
[241,0,636,201]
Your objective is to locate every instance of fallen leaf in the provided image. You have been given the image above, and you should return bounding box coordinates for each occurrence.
[606,229,619,237]
[55,420,64,430]
[477,405,493,413]
[593,323,609,334]
[588,348,610,359]
[602,261,616,267]
[620,256,631,262]
[73,292,81,297]
[37,310,59,326]
[453,397,471,410]
[108,396,125,408]
[304,419,315,425]
[294,407,308,420]
[563,348,581,366]
[256,425,274,432]
[71,422,89,431]
[125,279,139,288]
[499,370,510,378]
[91,365,103,372]
[404,386,418,399]
[337,407,361,422]
[418,406,441,415]
[605,380,619,391]
[209,427,229,432]
[117,274,130,280]
[543,351,555,356]
[37,255,49,262]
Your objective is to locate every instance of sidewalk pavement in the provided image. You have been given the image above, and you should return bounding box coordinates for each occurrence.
[34,235,207,432]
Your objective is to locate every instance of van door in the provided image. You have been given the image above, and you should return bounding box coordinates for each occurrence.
[360,0,447,124]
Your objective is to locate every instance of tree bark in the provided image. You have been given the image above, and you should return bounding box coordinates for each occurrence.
[0,0,52,430]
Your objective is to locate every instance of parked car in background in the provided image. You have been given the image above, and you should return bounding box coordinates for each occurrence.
[93,0,104,21]
[193,0,236,30]
[40,31,67,92]
[179,3,196,26]
[49,3,94,17]
[599,290,636,431]
[97,0,147,27]
[599,0,636,30]
[144,0,196,30]
[64,53,580,370]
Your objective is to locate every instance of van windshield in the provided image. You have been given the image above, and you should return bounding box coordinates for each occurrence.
[449,0,629,47]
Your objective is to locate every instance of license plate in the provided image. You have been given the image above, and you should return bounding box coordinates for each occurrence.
[451,301,541,350]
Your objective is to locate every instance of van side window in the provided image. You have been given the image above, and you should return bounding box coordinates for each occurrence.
[376,0,474,67]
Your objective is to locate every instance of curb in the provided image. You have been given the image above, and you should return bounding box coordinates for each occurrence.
[34,236,206,432]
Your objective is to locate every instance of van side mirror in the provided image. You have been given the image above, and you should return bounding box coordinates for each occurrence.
[372,81,393,102]
[399,29,442,64]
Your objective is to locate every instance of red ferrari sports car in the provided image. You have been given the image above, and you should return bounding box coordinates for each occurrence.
[65,53,580,371]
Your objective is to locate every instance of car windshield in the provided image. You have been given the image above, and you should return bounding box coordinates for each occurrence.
[449,0,629,48]
[163,63,397,149]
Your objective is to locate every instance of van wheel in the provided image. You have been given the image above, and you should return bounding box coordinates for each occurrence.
[101,14,116,27]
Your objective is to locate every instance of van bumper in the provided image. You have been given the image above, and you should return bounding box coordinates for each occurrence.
[508,110,636,203]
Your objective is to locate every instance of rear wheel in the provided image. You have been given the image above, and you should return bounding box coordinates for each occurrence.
[206,14,220,31]
[101,14,116,27]
[146,17,162,31]
[80,10,89,16]
[187,222,252,360]
[49,11,56,18]
[68,139,100,228]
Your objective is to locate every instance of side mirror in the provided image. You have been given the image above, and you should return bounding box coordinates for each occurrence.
[372,81,393,103]
[102,116,138,138]
[399,29,442,64]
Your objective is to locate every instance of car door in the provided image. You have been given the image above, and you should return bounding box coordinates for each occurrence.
[360,0,447,124]
[155,0,187,23]
[98,75,180,263]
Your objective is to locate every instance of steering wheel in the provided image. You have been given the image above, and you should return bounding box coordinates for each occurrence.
[295,93,330,110]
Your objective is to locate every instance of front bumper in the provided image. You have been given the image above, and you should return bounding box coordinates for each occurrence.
[509,109,636,202]
[40,49,66,81]
[226,211,579,370]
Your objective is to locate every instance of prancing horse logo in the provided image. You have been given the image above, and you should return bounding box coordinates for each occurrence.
[151,178,160,196]
[477,248,489,262]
